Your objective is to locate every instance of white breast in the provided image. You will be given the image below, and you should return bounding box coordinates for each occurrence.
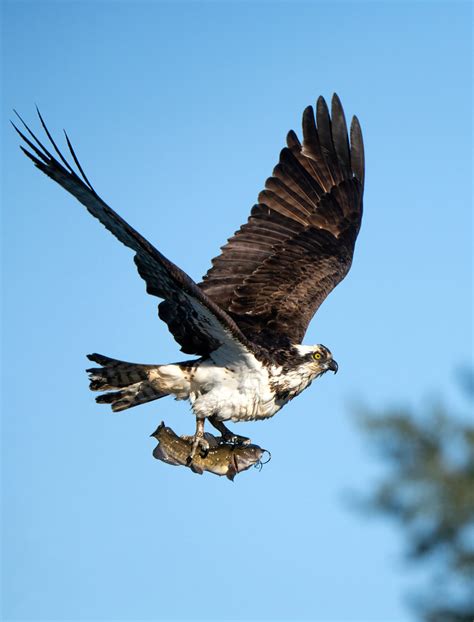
[189,346,278,422]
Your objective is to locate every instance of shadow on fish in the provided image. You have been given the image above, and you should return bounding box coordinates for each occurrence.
[151,422,271,481]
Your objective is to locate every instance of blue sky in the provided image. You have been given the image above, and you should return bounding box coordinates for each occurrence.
[2,1,472,620]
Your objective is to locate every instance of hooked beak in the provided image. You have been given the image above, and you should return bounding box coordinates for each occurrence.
[327,359,338,374]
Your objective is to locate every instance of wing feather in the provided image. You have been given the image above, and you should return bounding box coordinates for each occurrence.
[200,94,364,347]
[14,112,258,360]
[350,115,365,187]
[330,94,351,177]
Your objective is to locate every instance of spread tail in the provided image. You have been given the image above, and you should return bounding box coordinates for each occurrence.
[86,353,169,412]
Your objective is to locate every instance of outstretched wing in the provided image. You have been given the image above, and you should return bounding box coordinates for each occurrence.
[199,94,365,348]
[13,110,259,360]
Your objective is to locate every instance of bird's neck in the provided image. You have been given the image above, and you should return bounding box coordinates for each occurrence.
[271,363,316,404]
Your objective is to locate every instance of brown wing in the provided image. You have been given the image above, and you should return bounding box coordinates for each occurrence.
[13,110,260,360]
[199,94,365,348]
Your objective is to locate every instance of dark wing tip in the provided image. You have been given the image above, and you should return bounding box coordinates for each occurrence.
[315,96,332,138]
[330,93,345,119]
[350,115,365,186]
[316,95,327,108]
[303,104,314,118]
[35,106,76,175]
[301,105,318,153]
[19,145,43,167]
[13,108,27,124]
[12,109,56,162]
[301,104,315,130]
[286,129,301,149]
[13,107,97,195]
[330,93,351,174]
[316,95,329,111]
[11,119,52,167]
[63,129,96,194]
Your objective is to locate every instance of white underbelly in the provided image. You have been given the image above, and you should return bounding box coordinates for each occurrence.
[191,387,279,422]
[189,359,279,422]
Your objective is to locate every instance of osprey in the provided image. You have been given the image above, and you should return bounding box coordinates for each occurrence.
[14,94,364,462]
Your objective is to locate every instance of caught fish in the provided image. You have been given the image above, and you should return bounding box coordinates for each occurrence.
[151,422,270,481]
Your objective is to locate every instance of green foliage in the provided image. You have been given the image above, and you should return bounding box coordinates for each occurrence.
[355,370,474,622]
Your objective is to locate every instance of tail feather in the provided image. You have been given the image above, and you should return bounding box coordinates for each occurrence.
[86,353,168,412]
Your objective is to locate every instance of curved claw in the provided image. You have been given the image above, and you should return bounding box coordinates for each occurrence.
[186,433,210,465]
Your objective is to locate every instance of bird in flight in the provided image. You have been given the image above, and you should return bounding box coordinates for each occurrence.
[13,94,364,463]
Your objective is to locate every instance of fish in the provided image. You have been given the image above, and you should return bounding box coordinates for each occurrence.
[151,422,270,481]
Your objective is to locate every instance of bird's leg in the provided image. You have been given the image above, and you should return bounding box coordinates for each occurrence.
[208,414,251,446]
[186,417,209,465]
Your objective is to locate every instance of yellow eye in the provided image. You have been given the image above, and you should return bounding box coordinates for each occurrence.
[313,352,321,360]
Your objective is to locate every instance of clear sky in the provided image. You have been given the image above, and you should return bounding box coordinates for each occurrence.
[2,1,472,620]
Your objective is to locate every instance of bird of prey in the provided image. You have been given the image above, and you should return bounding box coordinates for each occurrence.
[13,94,364,462]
